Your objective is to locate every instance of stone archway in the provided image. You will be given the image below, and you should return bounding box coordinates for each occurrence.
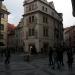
[29,44,37,54]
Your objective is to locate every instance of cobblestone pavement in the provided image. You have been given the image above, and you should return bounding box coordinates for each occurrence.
[0,53,75,75]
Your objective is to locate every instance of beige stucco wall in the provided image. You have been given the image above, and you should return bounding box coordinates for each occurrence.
[0,4,9,49]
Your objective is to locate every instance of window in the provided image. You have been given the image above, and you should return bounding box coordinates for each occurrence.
[42,6,47,12]
[26,6,28,12]
[32,16,34,22]
[29,28,35,36]
[26,3,37,11]
[29,5,31,11]
[32,29,34,36]
[46,17,48,23]
[43,16,48,23]
[43,27,45,36]
[28,3,37,12]
[46,29,48,36]
[51,12,54,16]
[34,3,37,9]
[0,34,3,39]
[1,14,4,18]
[32,4,34,10]
[29,16,35,23]
[55,31,59,39]
[0,42,4,46]
[29,29,31,36]
[29,16,31,23]
[42,6,44,11]
[0,24,4,30]
[46,8,47,12]
[43,16,45,23]
[43,27,48,37]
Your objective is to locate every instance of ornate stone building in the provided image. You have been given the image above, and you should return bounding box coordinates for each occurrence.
[21,0,63,54]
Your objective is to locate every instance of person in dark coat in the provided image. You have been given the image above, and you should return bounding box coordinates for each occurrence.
[67,48,73,71]
[4,49,11,64]
[49,47,53,66]
[59,47,64,66]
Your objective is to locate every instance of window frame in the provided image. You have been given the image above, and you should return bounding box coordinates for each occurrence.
[0,24,4,30]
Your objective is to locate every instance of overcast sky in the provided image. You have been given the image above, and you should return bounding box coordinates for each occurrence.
[3,0,75,28]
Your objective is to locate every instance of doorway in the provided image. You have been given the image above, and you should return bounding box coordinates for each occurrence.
[29,44,37,54]
[43,43,49,54]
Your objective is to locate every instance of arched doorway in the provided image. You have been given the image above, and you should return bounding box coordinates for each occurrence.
[29,44,37,54]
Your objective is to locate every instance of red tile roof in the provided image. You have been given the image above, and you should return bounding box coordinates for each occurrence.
[7,23,16,31]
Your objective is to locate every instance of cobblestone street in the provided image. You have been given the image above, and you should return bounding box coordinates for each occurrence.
[0,53,75,75]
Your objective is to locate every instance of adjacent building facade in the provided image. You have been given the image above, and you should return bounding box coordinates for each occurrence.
[7,23,16,53]
[15,18,24,53]
[0,4,10,51]
[64,26,75,51]
[22,0,63,54]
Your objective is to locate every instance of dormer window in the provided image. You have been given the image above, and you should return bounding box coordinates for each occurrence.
[26,2,37,12]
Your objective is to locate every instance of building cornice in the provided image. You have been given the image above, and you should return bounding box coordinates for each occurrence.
[23,0,38,6]
[23,10,62,22]
[0,8,10,14]
[23,0,60,17]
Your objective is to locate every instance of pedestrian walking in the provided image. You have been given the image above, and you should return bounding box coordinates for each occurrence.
[4,49,11,64]
[56,47,60,69]
[0,50,4,62]
[67,47,73,71]
[51,47,57,69]
[59,47,64,66]
[53,47,61,70]
[49,47,53,66]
